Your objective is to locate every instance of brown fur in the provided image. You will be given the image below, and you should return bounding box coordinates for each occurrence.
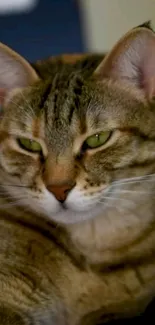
[0,23,154,324]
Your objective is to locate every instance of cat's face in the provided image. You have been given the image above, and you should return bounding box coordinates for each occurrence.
[1,77,155,224]
[0,25,155,225]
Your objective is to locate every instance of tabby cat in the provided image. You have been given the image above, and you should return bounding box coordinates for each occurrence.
[0,22,155,324]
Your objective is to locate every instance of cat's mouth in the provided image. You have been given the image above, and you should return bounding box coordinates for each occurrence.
[60,202,68,210]
[51,203,104,225]
[46,198,103,225]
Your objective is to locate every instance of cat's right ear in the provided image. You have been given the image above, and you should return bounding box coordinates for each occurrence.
[0,42,39,105]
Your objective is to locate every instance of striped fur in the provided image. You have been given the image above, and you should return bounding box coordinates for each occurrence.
[0,23,154,324]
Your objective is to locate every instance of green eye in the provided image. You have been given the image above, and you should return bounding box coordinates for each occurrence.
[18,138,42,153]
[84,131,111,149]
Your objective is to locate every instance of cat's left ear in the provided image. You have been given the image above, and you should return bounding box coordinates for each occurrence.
[0,42,39,104]
[94,25,155,99]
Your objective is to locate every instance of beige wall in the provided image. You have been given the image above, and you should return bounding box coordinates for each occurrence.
[79,0,155,52]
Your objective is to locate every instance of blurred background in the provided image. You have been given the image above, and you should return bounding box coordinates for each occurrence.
[0,0,155,62]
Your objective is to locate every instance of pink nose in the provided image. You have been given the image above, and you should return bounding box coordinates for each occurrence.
[46,183,75,202]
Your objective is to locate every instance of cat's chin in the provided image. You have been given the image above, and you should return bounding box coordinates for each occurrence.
[45,203,104,225]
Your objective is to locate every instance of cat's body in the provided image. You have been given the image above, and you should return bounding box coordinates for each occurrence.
[0,23,155,324]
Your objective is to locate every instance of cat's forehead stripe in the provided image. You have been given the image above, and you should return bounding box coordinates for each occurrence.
[38,81,52,111]
[43,73,87,132]
[30,56,105,138]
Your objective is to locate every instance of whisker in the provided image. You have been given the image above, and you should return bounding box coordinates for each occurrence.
[112,174,155,186]
[0,200,24,209]
[98,200,126,210]
[112,178,155,187]
[97,196,137,211]
[0,194,28,201]
[111,189,154,194]
[98,195,133,204]
[0,184,29,189]
[0,193,22,198]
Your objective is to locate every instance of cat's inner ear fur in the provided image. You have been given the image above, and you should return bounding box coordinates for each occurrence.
[0,42,39,104]
[95,26,155,99]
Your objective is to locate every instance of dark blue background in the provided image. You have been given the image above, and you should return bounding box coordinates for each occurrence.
[0,0,84,61]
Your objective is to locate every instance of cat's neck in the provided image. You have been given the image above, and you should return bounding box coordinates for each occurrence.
[66,195,155,268]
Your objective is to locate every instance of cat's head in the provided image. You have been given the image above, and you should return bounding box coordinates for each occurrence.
[0,24,155,225]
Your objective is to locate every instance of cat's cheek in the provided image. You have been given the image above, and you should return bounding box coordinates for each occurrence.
[31,189,61,217]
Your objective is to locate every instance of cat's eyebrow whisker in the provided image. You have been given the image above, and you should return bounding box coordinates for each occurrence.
[0,114,24,127]
[0,92,35,122]
[0,95,23,110]
[0,95,34,123]
[9,109,34,124]
[18,89,35,117]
